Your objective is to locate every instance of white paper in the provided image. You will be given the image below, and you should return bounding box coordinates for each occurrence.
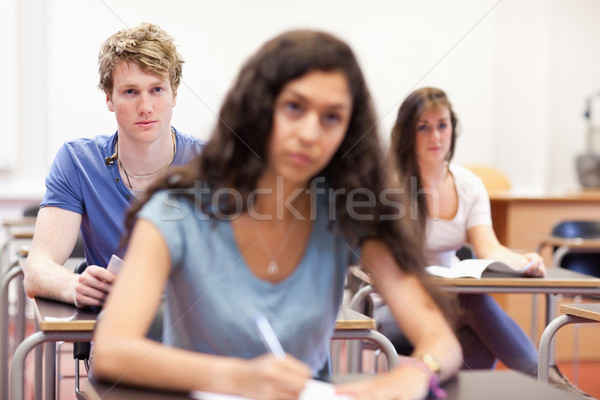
[425,259,526,279]
[106,254,123,275]
[45,313,77,321]
[190,379,354,400]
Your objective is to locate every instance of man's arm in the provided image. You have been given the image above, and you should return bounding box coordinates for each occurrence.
[23,206,115,306]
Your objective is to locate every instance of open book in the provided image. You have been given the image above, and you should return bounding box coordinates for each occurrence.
[425,259,531,279]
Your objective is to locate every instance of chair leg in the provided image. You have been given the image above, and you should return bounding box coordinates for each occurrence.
[74,359,91,399]
[56,341,62,400]
[74,341,91,399]
[572,295,583,385]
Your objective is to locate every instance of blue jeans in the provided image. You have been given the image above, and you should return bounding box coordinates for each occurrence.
[374,293,538,376]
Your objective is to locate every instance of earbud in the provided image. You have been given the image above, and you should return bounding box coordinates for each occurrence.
[105,153,117,166]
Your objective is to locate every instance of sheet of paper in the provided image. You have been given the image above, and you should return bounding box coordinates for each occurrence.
[425,259,526,279]
[190,379,354,400]
[106,254,123,275]
[44,313,77,321]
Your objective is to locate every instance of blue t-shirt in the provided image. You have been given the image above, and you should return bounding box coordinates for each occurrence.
[138,189,357,376]
[41,128,204,267]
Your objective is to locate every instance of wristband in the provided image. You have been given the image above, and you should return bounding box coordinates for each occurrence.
[398,355,446,398]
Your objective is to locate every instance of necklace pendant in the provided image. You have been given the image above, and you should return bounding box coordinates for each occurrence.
[267,260,279,275]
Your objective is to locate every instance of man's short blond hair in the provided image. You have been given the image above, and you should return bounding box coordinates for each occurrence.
[98,22,184,96]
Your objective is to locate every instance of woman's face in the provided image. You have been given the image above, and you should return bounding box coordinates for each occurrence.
[414,106,453,166]
[266,70,353,186]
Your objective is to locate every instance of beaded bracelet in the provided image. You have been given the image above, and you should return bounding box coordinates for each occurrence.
[398,356,447,398]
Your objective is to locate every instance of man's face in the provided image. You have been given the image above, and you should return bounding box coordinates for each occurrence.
[106,61,177,145]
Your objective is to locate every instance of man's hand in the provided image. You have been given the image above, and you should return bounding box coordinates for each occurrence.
[72,265,116,308]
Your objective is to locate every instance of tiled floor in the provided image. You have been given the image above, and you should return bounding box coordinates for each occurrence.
[495,360,600,398]
[545,361,600,399]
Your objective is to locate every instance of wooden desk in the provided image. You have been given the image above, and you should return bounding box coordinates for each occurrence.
[1,256,88,400]
[559,303,600,320]
[489,190,600,360]
[0,250,30,400]
[350,268,600,323]
[0,263,24,400]
[349,267,600,366]
[33,296,98,331]
[489,190,600,269]
[539,303,600,382]
[332,306,397,373]
[9,302,391,400]
[335,306,375,330]
[83,370,581,400]
[436,268,600,363]
[536,234,600,250]
[1,226,33,276]
[2,217,36,227]
[431,268,600,293]
[535,234,600,271]
[10,298,98,400]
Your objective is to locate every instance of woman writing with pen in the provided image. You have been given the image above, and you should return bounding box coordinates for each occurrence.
[92,31,461,399]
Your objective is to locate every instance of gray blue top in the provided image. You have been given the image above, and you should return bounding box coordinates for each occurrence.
[41,128,204,267]
[138,188,357,376]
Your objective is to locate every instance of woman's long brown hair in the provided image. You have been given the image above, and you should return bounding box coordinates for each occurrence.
[123,32,457,323]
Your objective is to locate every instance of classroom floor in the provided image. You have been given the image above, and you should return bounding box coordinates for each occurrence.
[551,361,600,398]
[496,361,600,399]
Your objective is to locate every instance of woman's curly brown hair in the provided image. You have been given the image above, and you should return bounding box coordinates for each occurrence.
[124,31,456,322]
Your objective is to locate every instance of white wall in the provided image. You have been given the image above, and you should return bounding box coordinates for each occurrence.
[2,0,600,209]
[0,0,18,171]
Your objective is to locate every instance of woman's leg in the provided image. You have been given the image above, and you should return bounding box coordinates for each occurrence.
[459,293,538,376]
[456,325,497,370]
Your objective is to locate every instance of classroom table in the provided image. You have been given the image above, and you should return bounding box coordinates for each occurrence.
[350,267,600,324]
[83,370,581,400]
[10,297,98,400]
[535,233,600,269]
[0,249,30,400]
[332,306,398,372]
[0,256,84,400]
[429,267,600,330]
[348,266,600,367]
[488,190,600,261]
[8,300,391,400]
[1,217,34,276]
[488,191,600,349]
[538,303,600,383]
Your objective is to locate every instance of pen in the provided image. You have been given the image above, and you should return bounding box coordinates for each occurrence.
[522,260,535,271]
[254,313,285,360]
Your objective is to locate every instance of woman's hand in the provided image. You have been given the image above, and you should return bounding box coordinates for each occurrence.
[520,252,546,277]
[336,364,432,400]
[235,354,311,400]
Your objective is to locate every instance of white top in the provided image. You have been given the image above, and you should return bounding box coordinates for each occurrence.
[424,164,492,266]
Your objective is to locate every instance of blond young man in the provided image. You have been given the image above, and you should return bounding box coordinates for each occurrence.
[24,22,203,308]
